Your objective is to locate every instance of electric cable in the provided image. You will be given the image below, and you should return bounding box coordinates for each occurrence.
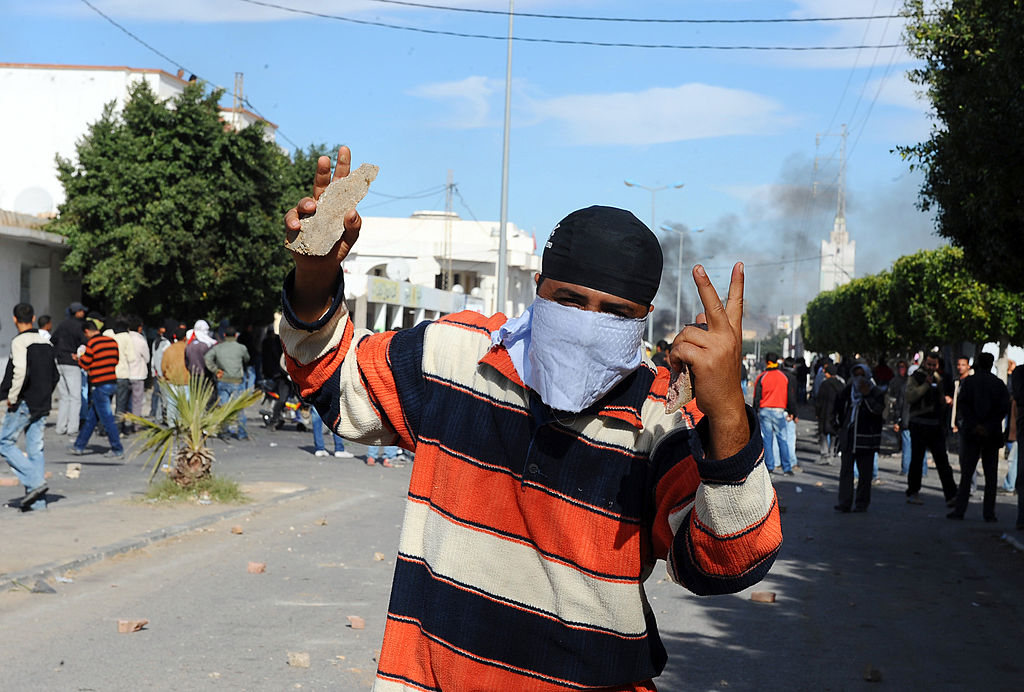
[236,0,904,50]
[78,0,299,149]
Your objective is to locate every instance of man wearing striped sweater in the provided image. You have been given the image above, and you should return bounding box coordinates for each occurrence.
[70,319,124,458]
[281,147,782,691]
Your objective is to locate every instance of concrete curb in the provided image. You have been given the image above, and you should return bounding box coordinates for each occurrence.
[0,486,319,592]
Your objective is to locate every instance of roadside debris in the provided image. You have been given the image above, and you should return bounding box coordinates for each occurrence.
[117,619,148,633]
[287,652,311,668]
[347,615,365,629]
[750,591,776,604]
[247,561,267,574]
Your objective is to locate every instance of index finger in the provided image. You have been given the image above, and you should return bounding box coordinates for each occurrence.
[312,146,352,199]
[692,264,729,332]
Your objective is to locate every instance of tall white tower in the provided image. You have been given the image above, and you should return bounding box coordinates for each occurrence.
[819,124,855,292]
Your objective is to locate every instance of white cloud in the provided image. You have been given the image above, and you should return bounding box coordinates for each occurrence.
[866,71,928,111]
[409,79,795,145]
[528,83,794,145]
[406,76,504,129]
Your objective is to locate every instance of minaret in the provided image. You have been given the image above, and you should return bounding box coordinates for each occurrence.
[819,124,855,292]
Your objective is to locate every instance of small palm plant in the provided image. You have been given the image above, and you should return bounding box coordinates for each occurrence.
[125,374,263,488]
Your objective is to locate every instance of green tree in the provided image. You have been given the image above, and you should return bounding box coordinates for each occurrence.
[900,0,1024,292]
[803,246,1024,354]
[51,80,293,324]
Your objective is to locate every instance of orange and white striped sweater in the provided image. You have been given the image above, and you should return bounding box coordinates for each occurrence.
[280,272,782,691]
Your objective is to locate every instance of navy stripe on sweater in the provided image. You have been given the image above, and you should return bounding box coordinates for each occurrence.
[385,557,663,687]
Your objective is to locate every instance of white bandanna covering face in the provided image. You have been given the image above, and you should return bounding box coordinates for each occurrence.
[491,296,647,413]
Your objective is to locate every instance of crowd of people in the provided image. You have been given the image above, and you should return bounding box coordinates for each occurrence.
[0,300,409,512]
[748,348,1022,528]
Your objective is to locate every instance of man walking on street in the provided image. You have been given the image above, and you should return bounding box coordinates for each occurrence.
[204,326,251,440]
[0,303,59,511]
[70,319,123,458]
[905,352,958,505]
[754,352,798,475]
[947,353,1010,521]
[833,362,885,513]
[49,301,88,436]
[815,364,844,465]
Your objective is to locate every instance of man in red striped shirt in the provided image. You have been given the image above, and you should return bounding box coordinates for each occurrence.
[70,319,123,458]
[280,147,781,691]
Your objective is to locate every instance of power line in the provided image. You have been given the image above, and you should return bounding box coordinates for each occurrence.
[355,0,911,24]
[236,0,904,51]
[78,0,299,149]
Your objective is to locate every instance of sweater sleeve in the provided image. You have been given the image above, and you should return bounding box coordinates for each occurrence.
[647,405,781,596]
[278,270,423,449]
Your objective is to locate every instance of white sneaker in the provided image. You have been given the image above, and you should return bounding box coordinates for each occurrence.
[334,450,354,458]
[314,449,329,457]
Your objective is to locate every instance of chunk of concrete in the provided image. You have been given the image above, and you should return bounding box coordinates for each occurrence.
[286,651,311,668]
[347,615,365,630]
[750,591,776,603]
[286,163,379,255]
[247,561,267,574]
[117,619,149,633]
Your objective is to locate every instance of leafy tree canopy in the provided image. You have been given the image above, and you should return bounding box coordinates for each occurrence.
[51,80,310,325]
[803,246,1023,355]
[900,0,1024,292]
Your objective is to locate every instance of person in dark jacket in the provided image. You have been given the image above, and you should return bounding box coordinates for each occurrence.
[833,362,885,513]
[0,303,59,511]
[815,364,844,465]
[947,352,1011,521]
[49,301,88,436]
[905,351,959,505]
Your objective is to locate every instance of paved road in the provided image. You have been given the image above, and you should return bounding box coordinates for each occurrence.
[1,414,1022,690]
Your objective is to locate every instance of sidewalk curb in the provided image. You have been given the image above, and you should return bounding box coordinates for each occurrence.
[0,486,319,592]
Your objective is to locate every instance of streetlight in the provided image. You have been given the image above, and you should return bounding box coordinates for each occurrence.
[624,180,684,344]
[661,225,704,335]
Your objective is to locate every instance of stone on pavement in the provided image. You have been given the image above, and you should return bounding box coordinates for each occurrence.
[230,525,244,534]
[750,591,776,603]
[247,561,266,574]
[286,652,311,668]
[117,619,148,633]
[347,615,365,629]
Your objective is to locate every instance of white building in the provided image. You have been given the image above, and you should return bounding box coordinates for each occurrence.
[0,209,80,366]
[818,213,856,293]
[344,210,541,330]
[0,62,277,216]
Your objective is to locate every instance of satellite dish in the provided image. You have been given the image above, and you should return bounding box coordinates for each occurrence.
[385,259,411,282]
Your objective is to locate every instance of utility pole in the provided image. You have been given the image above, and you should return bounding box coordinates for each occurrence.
[232,72,244,129]
[625,180,684,344]
[443,169,454,290]
[496,0,514,315]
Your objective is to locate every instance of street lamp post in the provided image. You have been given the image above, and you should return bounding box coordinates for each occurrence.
[624,180,684,344]
[661,225,704,335]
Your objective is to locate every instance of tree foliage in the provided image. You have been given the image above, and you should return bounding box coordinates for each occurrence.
[51,80,301,324]
[803,246,1023,354]
[900,0,1024,292]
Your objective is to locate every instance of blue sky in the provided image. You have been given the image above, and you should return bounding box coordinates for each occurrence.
[5,0,944,331]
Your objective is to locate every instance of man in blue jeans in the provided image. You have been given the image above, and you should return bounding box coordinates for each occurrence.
[0,303,60,511]
[70,320,124,458]
[752,352,797,475]
[204,327,251,439]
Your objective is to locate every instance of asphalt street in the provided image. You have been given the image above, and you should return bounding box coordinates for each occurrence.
[1,412,1022,691]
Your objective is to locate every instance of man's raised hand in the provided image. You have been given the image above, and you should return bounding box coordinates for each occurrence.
[284,146,362,322]
[669,263,749,459]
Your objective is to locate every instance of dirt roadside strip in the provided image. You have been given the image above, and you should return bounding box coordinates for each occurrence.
[0,482,317,592]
